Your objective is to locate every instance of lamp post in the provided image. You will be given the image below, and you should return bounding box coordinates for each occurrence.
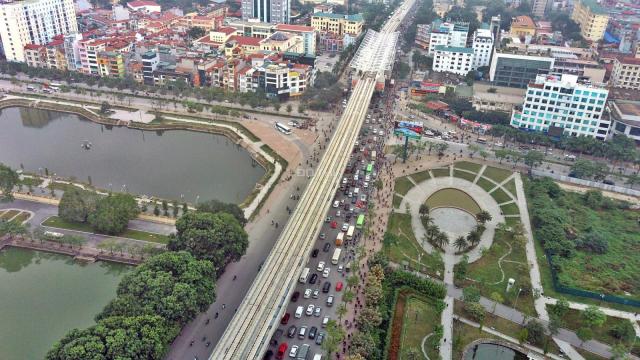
[512,287,523,324]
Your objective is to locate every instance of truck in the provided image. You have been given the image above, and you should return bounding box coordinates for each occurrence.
[335,232,344,246]
[346,225,355,240]
[331,248,342,265]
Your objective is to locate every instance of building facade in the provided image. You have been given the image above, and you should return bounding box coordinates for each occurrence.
[510,74,609,139]
[489,51,554,88]
[609,100,640,145]
[611,56,640,90]
[571,0,609,42]
[426,20,469,56]
[471,28,493,70]
[509,16,536,39]
[432,45,473,76]
[241,0,290,24]
[310,13,363,37]
[0,0,78,62]
[531,0,548,18]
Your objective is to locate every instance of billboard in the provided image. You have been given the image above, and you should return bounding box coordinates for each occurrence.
[394,120,423,139]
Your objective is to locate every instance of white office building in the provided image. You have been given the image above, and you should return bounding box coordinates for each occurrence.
[510,74,610,139]
[426,20,469,55]
[432,45,474,76]
[0,0,78,62]
[471,28,493,70]
[242,0,290,24]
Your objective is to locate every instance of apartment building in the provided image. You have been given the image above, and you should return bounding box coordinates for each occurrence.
[432,45,473,76]
[611,56,640,90]
[310,13,363,37]
[571,0,609,42]
[471,28,493,70]
[610,100,640,144]
[24,44,47,68]
[531,0,548,17]
[0,0,78,62]
[425,20,469,56]
[510,74,609,139]
[97,51,125,78]
[241,0,290,24]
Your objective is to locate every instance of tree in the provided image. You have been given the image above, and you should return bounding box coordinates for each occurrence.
[323,320,345,357]
[434,231,449,249]
[463,286,481,303]
[548,315,563,338]
[357,306,382,330]
[0,163,19,202]
[454,235,468,251]
[525,320,546,345]
[419,204,430,216]
[476,210,492,225]
[455,255,469,281]
[100,101,111,114]
[196,199,246,226]
[349,331,378,359]
[582,305,607,328]
[58,187,99,223]
[576,231,608,254]
[550,298,570,318]
[464,302,486,324]
[517,328,529,344]
[153,204,160,216]
[88,193,139,235]
[609,320,636,344]
[490,292,503,313]
[611,343,630,360]
[162,200,169,217]
[187,26,205,39]
[168,211,248,274]
[524,150,544,171]
[576,327,593,345]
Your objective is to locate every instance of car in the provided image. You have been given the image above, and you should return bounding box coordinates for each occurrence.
[327,295,334,307]
[295,306,304,318]
[298,326,307,339]
[324,216,332,223]
[332,200,339,208]
[308,326,317,340]
[306,304,315,316]
[322,282,331,293]
[287,325,297,338]
[291,291,299,302]
[330,221,337,229]
[322,317,329,328]
[270,329,283,346]
[347,191,353,198]
[365,174,371,182]
[311,249,319,258]
[360,194,367,202]
[276,343,287,360]
[304,288,312,299]
[281,313,290,325]
[319,233,326,240]
[337,265,344,273]
[289,345,299,358]
[323,243,331,252]
[336,282,343,291]
[264,349,274,360]
[314,306,321,317]
[309,274,318,284]
[363,182,369,189]
[335,210,341,217]
[312,289,320,299]
[322,267,331,278]
[603,179,615,185]
[341,223,349,232]
[315,332,325,345]
[316,261,325,272]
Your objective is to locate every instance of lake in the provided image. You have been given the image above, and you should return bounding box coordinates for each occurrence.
[0,247,132,360]
[0,107,265,204]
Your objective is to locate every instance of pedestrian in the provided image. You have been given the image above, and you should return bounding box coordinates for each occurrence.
[222,304,226,309]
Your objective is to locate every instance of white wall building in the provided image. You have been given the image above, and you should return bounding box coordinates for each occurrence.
[0,0,78,62]
[432,45,474,76]
[242,0,290,24]
[510,74,610,139]
[427,20,469,55]
[471,28,493,70]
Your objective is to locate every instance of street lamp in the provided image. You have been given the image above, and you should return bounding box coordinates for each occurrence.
[512,288,523,323]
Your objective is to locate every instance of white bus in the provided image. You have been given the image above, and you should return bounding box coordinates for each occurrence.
[331,248,342,265]
[44,230,64,239]
[48,82,62,91]
[346,225,355,240]
[275,122,292,135]
[299,267,310,283]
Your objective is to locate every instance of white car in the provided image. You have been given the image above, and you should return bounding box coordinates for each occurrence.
[332,200,339,208]
[341,223,349,232]
[314,306,321,317]
[365,174,371,182]
[304,288,312,299]
[335,210,341,217]
[317,261,325,272]
[306,304,315,316]
[326,295,334,306]
[322,267,331,278]
[289,345,299,358]
[322,316,330,328]
[337,265,344,273]
[295,306,304,318]
[363,182,369,189]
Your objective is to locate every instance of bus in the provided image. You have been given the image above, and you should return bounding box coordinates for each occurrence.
[48,82,62,91]
[335,232,344,246]
[346,225,355,240]
[370,150,377,160]
[476,137,487,144]
[356,214,365,229]
[299,267,310,283]
[275,122,292,135]
[366,163,373,174]
[331,248,342,265]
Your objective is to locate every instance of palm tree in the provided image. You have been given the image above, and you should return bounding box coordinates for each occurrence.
[426,224,440,242]
[476,210,492,225]
[419,204,430,216]
[434,232,449,249]
[337,303,347,321]
[454,236,467,251]
[467,230,481,247]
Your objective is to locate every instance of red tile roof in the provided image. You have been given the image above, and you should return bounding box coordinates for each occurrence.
[512,15,535,28]
[24,44,44,50]
[276,24,314,32]
[216,27,236,35]
[128,0,160,7]
[229,35,261,46]
[618,56,640,65]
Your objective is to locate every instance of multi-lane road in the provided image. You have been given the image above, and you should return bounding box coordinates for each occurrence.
[209,0,416,358]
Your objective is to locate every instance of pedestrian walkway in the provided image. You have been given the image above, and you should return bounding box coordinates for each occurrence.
[554,338,585,360]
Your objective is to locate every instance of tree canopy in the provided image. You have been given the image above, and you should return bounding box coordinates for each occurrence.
[88,193,140,235]
[59,187,99,223]
[196,199,246,226]
[0,163,19,202]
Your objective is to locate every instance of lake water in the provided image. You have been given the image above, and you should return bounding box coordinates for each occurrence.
[0,107,265,204]
[0,247,131,360]
[464,343,528,360]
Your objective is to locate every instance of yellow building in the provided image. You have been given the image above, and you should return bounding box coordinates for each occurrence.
[571,0,609,42]
[509,16,536,38]
[97,51,125,78]
[310,12,363,37]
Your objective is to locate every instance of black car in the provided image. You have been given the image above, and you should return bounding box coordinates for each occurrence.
[263,350,274,360]
[315,332,325,345]
[291,291,300,302]
[311,249,319,258]
[322,282,331,293]
[287,325,297,338]
[269,329,284,346]
[308,326,317,340]
[323,243,331,252]
[309,273,318,284]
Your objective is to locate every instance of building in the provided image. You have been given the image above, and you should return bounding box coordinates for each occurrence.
[310,13,364,37]
[0,0,78,62]
[611,56,640,90]
[127,0,161,13]
[531,0,548,18]
[275,24,316,56]
[509,16,536,39]
[64,33,83,72]
[510,74,610,139]
[471,28,493,70]
[426,20,469,55]
[141,50,159,85]
[241,0,290,24]
[609,100,640,144]
[472,83,526,112]
[432,45,474,76]
[98,51,125,78]
[24,44,47,68]
[489,51,554,88]
[571,0,609,42]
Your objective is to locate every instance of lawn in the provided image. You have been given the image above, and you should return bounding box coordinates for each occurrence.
[394,176,415,196]
[42,216,169,244]
[426,188,481,215]
[400,295,441,359]
[482,166,513,183]
[0,210,20,220]
[505,217,521,227]
[393,194,403,209]
[503,178,518,199]
[475,177,495,193]
[453,169,477,183]
[455,228,535,315]
[11,212,31,224]
[19,177,44,187]
[410,170,431,184]
[384,213,443,279]
[490,187,513,204]
[431,168,450,178]
[454,161,483,173]
[500,202,520,216]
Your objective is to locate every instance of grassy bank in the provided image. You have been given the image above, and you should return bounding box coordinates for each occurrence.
[42,216,169,244]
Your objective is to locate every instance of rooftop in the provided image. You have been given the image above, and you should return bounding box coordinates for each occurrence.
[312,12,363,22]
[578,0,607,15]
[433,45,474,54]
[511,15,535,28]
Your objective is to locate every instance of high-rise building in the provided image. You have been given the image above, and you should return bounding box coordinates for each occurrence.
[242,0,290,24]
[571,0,609,42]
[432,45,474,75]
[489,51,554,88]
[531,0,548,18]
[490,15,501,49]
[510,74,610,139]
[471,28,493,70]
[425,20,469,55]
[0,0,78,62]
